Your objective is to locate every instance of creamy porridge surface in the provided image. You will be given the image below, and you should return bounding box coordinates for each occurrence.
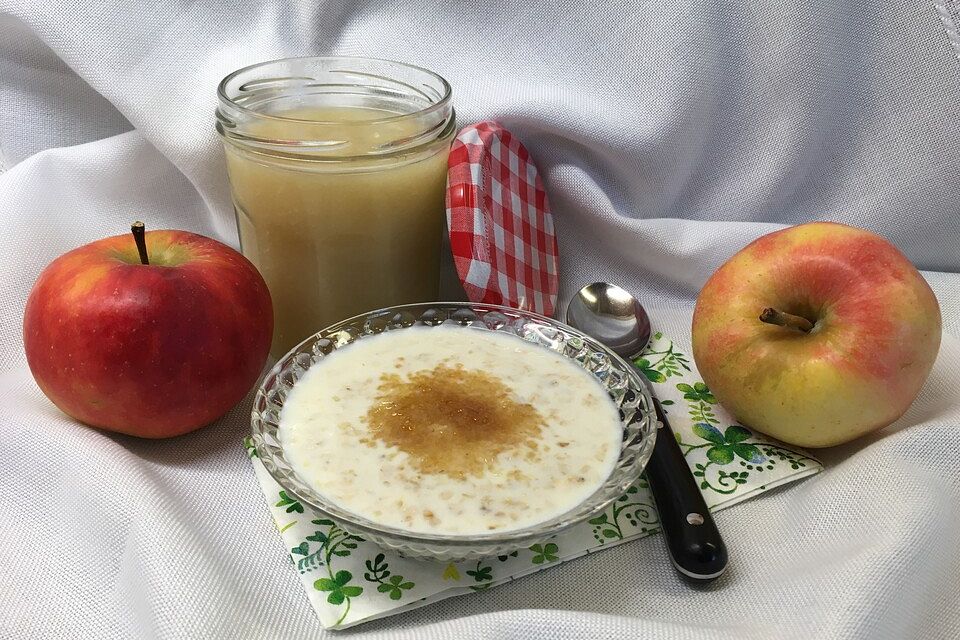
[278,326,622,535]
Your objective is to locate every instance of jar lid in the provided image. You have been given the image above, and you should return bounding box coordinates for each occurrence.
[445,121,560,317]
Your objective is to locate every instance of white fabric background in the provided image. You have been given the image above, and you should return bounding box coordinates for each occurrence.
[2,1,959,638]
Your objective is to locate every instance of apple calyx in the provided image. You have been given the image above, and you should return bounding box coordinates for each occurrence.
[131,221,149,265]
[759,307,813,333]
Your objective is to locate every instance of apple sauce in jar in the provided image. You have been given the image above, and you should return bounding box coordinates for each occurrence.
[217,58,455,357]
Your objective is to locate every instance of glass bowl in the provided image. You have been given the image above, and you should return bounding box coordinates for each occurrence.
[251,302,657,561]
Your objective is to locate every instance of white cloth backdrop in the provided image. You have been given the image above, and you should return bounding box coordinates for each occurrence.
[2,1,960,638]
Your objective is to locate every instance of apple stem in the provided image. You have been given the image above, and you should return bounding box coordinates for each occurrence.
[131,221,149,265]
[759,307,814,333]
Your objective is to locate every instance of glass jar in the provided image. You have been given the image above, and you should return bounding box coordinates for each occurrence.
[216,57,456,357]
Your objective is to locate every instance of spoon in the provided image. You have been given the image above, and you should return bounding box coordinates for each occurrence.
[566,282,728,582]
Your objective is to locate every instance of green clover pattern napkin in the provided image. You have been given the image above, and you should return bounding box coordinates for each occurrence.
[245,330,822,629]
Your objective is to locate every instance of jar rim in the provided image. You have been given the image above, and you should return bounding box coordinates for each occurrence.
[216,55,453,127]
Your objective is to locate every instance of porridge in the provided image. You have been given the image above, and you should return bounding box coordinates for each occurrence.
[278,326,623,535]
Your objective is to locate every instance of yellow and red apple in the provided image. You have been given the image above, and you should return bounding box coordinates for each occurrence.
[23,225,273,438]
[692,222,941,448]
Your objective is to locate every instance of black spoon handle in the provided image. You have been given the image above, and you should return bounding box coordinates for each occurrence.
[644,396,728,581]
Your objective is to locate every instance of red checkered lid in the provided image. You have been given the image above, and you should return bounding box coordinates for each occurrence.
[445,121,560,317]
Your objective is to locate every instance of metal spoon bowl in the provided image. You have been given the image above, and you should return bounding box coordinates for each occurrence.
[565,282,651,359]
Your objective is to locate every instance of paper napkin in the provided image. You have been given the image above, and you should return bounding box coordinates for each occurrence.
[245,330,822,629]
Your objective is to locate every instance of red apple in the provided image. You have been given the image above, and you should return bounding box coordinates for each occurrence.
[692,222,941,447]
[23,224,273,438]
